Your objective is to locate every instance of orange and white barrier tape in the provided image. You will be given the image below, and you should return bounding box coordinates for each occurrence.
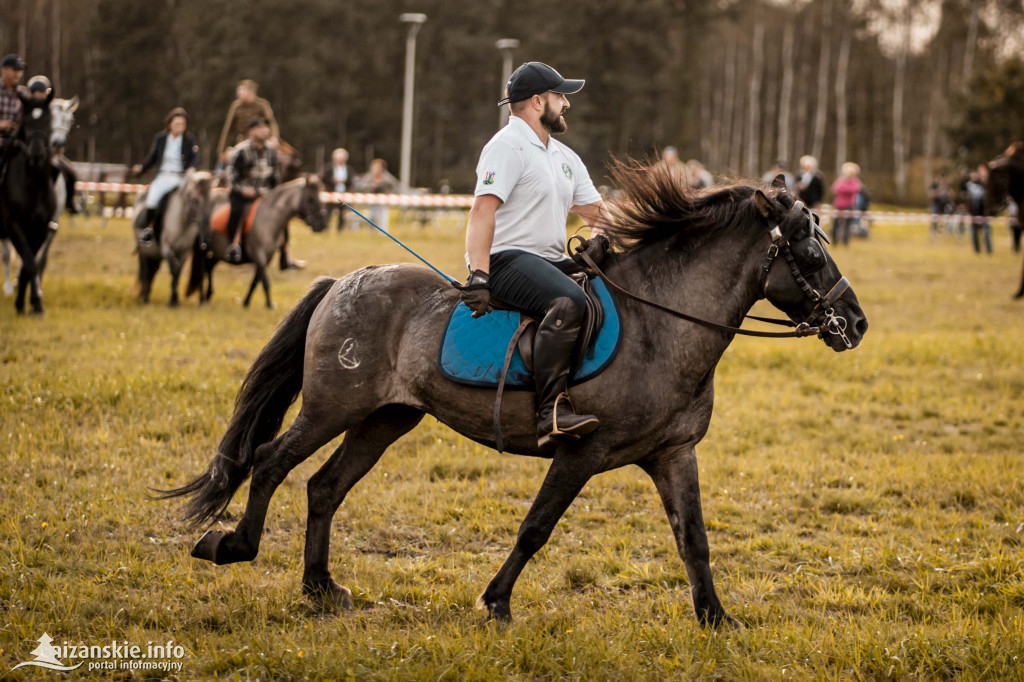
[73,182,1017,223]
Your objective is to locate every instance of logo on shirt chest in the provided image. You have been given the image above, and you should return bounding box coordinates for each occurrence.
[483,171,495,185]
[561,162,573,180]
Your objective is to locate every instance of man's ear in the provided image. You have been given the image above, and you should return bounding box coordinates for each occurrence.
[753,190,780,224]
[771,173,787,191]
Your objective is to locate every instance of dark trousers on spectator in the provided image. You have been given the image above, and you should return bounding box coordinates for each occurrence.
[971,219,992,254]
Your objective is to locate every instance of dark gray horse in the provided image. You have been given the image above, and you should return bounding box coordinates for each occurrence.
[163,166,868,626]
[186,175,327,308]
[131,170,213,306]
[0,91,56,314]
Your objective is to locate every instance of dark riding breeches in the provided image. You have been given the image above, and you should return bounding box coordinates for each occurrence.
[488,249,586,318]
[226,190,253,242]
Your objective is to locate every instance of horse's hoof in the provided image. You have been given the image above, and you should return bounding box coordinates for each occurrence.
[303,579,353,611]
[29,309,44,317]
[475,593,512,622]
[2,282,12,296]
[168,299,179,308]
[190,529,227,563]
[265,302,276,310]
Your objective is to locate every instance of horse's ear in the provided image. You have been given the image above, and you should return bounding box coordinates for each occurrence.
[771,174,787,191]
[68,95,80,113]
[753,190,780,224]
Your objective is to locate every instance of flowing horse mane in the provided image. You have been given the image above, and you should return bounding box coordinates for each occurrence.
[600,160,765,253]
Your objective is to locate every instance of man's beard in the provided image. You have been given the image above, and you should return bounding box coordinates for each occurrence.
[541,101,568,134]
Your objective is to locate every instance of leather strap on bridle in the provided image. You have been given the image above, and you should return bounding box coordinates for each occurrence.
[576,249,824,339]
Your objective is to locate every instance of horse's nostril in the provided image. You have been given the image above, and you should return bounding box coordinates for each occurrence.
[855,317,869,336]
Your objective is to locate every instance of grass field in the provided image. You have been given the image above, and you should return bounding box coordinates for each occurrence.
[1,212,1023,680]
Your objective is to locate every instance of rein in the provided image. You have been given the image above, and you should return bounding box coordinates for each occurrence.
[571,203,852,345]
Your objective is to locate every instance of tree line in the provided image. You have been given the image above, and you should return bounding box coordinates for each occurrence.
[2,0,1021,204]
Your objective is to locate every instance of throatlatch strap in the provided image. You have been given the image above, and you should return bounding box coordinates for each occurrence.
[493,317,535,453]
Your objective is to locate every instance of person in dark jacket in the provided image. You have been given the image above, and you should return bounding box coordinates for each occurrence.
[133,107,199,246]
[796,155,825,208]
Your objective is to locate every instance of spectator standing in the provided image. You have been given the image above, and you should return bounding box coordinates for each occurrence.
[685,159,713,189]
[216,79,280,166]
[964,168,991,254]
[761,159,796,193]
[324,147,350,231]
[659,146,685,184]
[928,171,954,238]
[353,158,400,232]
[796,155,825,208]
[830,162,862,246]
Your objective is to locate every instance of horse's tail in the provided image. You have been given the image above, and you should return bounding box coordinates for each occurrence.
[185,239,204,298]
[157,276,336,528]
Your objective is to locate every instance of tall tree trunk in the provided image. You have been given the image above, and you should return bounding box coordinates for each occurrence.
[833,20,851,176]
[892,12,911,200]
[794,10,814,167]
[811,0,833,165]
[700,57,713,163]
[924,43,947,196]
[777,19,795,165]
[745,22,764,177]
[962,0,980,87]
[51,0,62,92]
[722,31,738,171]
[730,32,745,173]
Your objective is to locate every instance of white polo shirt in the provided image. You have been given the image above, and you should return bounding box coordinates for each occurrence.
[474,115,602,261]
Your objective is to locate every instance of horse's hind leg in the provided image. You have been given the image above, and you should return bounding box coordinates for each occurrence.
[2,239,13,296]
[1016,252,1024,299]
[640,447,738,628]
[197,411,349,565]
[302,404,424,608]
[477,450,603,621]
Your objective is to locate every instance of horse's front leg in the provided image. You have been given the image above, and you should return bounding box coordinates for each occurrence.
[242,263,261,308]
[640,446,738,628]
[477,449,603,621]
[166,255,182,307]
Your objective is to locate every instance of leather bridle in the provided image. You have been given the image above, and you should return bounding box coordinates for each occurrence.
[754,200,853,347]
[572,200,854,346]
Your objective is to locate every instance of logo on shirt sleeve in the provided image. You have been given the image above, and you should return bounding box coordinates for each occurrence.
[483,171,495,185]
[561,163,573,180]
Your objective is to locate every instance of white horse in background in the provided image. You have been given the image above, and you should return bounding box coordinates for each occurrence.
[3,96,77,296]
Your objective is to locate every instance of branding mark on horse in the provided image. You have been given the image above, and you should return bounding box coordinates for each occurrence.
[338,338,360,369]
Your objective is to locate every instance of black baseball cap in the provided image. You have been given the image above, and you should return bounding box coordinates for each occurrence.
[497,62,584,107]
[247,116,268,130]
[1,54,26,70]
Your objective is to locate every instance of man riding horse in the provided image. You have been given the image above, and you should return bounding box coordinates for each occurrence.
[458,62,611,448]
[0,54,28,180]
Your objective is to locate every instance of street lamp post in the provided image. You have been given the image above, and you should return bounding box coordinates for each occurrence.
[495,39,520,129]
[399,13,427,190]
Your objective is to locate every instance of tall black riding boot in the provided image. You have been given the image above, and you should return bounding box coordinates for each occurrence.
[138,208,157,246]
[534,296,600,448]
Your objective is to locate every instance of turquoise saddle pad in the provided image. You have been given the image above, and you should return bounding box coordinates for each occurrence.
[439,278,621,389]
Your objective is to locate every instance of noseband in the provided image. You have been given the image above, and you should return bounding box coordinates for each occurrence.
[756,201,852,348]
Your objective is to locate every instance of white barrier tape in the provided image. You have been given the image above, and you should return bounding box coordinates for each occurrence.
[73,182,1017,223]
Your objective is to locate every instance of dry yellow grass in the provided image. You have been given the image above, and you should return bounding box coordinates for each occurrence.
[1,213,1023,680]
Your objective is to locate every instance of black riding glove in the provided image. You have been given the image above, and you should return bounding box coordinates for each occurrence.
[571,233,611,270]
[454,269,493,318]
